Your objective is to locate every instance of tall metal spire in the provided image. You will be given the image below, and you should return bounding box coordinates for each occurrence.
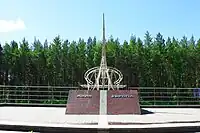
[96,13,111,90]
[81,13,125,90]
[102,13,106,60]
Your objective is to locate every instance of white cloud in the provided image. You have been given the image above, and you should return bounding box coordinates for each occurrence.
[0,18,26,33]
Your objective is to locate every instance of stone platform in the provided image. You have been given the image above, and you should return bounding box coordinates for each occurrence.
[107,90,140,115]
[0,106,200,132]
[65,90,141,115]
[66,90,100,114]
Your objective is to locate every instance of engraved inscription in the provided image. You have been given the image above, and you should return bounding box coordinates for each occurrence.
[77,94,92,98]
[111,94,133,98]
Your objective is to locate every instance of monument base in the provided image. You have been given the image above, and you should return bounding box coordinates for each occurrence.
[107,89,141,115]
[65,89,141,115]
[65,90,100,114]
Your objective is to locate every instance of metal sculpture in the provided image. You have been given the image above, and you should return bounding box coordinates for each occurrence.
[66,14,141,116]
[81,13,126,90]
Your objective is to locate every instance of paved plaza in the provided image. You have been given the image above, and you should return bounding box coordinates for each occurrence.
[0,107,200,128]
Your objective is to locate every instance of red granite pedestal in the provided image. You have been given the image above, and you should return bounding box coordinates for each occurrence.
[65,88,141,115]
[107,89,141,115]
[65,90,100,114]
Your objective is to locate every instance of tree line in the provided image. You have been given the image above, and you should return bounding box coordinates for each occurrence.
[0,31,200,88]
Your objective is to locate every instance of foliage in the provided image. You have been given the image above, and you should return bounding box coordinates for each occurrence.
[0,32,200,105]
[0,32,200,88]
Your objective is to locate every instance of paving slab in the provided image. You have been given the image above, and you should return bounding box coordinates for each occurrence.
[108,108,200,124]
[0,106,200,133]
[0,107,98,124]
[1,107,200,124]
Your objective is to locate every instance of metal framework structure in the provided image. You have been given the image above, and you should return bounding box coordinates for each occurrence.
[80,14,126,90]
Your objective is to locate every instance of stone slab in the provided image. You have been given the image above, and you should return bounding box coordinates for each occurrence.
[107,90,141,115]
[65,90,100,114]
[66,89,141,115]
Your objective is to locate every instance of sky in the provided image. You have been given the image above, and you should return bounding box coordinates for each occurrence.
[0,0,200,45]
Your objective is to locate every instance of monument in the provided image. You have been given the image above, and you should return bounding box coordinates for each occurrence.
[66,13,141,115]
